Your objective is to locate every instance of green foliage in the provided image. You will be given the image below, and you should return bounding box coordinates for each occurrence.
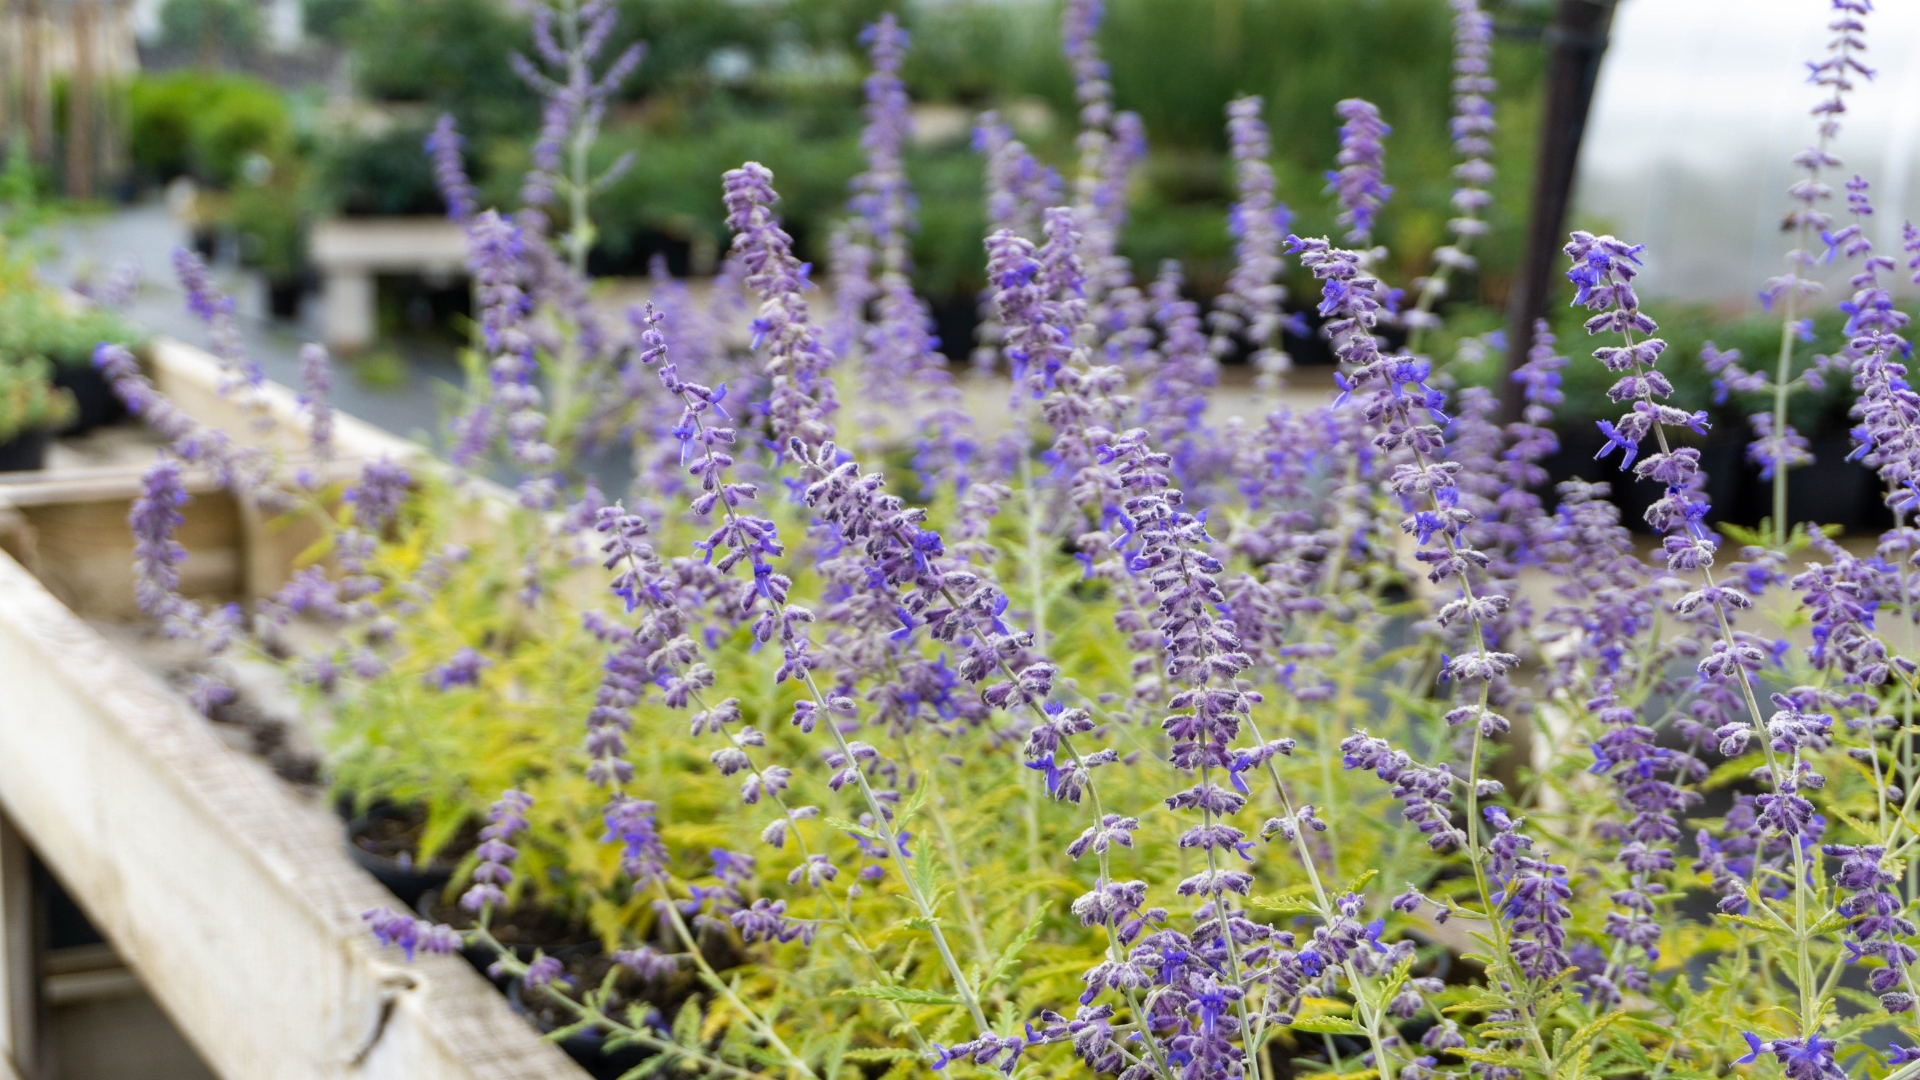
[343,0,539,135]
[313,446,1468,1067]
[300,0,368,43]
[0,289,144,370]
[312,0,1543,308]
[0,353,75,443]
[158,0,262,59]
[348,348,408,390]
[228,157,310,279]
[130,71,292,187]
[314,126,447,217]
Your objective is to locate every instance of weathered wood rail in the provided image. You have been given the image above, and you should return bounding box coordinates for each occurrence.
[0,338,586,1080]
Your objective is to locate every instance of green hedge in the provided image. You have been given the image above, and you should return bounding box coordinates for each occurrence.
[130,71,292,186]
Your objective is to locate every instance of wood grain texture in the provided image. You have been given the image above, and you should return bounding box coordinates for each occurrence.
[0,546,583,1079]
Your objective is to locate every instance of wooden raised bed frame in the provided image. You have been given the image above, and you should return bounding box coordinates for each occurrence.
[0,339,586,1080]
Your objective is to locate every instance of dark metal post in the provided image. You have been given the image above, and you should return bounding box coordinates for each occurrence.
[1501,0,1616,423]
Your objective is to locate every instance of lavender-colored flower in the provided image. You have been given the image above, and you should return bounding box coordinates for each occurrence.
[612,945,680,981]
[131,457,190,624]
[1482,806,1571,982]
[1210,97,1293,388]
[461,789,531,913]
[128,456,241,708]
[604,795,669,884]
[1565,232,1716,548]
[364,906,461,961]
[724,163,838,450]
[424,114,478,222]
[1832,188,1920,513]
[172,247,263,391]
[1139,262,1220,485]
[426,647,491,691]
[974,112,1062,242]
[1746,2,1876,514]
[1406,0,1497,335]
[1737,1034,1846,1080]
[1061,0,1141,329]
[1326,100,1393,245]
[297,344,333,462]
[1822,843,1917,1012]
[76,259,141,310]
[1444,0,1496,238]
[1792,539,1892,684]
[343,458,412,533]
[509,0,644,218]
[522,954,570,991]
[95,344,251,492]
[1340,733,1462,850]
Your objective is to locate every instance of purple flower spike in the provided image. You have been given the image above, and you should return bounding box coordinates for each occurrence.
[1445,0,1496,238]
[424,114,478,222]
[365,906,462,961]
[296,344,333,462]
[172,247,265,392]
[131,458,190,623]
[1326,100,1393,245]
[461,789,531,913]
[1211,97,1292,388]
[724,162,839,449]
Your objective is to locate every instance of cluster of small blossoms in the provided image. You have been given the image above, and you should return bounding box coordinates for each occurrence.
[1210,97,1294,388]
[1060,0,1145,344]
[424,113,477,223]
[1326,100,1392,246]
[173,247,263,393]
[970,113,1065,380]
[1833,181,1920,510]
[360,790,530,965]
[1825,842,1918,1012]
[1138,262,1221,486]
[462,789,532,912]
[510,0,643,217]
[296,344,333,464]
[723,163,838,450]
[93,343,278,504]
[1407,0,1496,334]
[1703,1,1877,525]
[127,458,242,710]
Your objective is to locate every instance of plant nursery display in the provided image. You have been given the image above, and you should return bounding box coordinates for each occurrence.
[92,0,1920,1078]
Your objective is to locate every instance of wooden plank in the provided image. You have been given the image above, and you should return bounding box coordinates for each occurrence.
[0,551,585,1080]
[0,812,39,1080]
[146,338,423,464]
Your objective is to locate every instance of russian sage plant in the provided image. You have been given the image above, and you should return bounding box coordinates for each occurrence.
[100,2,1920,1079]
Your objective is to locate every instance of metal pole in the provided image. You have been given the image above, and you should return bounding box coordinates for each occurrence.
[1500,0,1616,423]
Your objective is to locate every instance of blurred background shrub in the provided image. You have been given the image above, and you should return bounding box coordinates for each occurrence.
[272,0,1548,312]
[129,70,291,186]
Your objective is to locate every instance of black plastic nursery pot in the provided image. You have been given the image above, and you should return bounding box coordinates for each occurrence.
[415,889,602,986]
[1540,423,1745,529]
[52,359,131,435]
[0,428,51,472]
[1540,423,1893,535]
[267,276,307,321]
[343,800,466,907]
